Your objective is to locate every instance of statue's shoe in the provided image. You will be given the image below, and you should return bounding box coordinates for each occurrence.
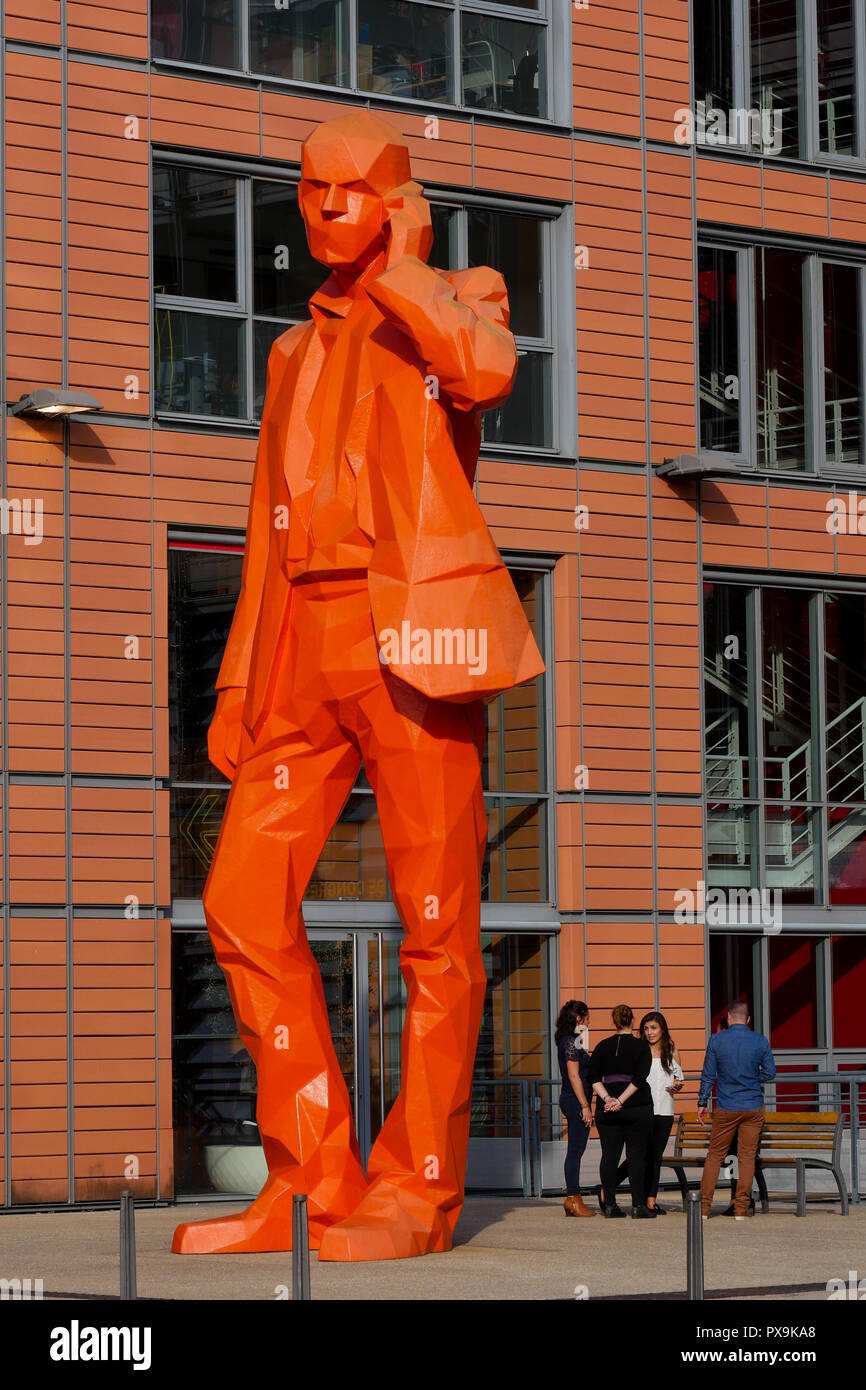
[317,1176,456,1262]
[172,1174,366,1254]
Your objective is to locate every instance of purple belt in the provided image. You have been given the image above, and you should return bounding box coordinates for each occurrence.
[603,1074,631,1084]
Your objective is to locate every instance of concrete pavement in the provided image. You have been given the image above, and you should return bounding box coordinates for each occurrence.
[1,1193,862,1301]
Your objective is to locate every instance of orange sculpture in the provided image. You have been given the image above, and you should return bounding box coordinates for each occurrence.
[171,109,544,1262]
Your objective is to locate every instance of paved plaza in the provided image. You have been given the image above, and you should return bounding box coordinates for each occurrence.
[1,1194,861,1301]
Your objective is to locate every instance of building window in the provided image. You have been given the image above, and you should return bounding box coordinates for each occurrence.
[153,159,561,449]
[693,0,863,162]
[698,239,865,473]
[168,541,551,903]
[152,0,556,121]
[704,579,866,908]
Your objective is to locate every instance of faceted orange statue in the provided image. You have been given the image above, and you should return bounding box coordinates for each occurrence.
[171,109,544,1261]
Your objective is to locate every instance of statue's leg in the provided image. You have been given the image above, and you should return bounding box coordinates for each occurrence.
[319,683,488,1262]
[172,720,367,1254]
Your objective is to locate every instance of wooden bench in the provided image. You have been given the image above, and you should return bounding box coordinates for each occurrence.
[659,1111,848,1217]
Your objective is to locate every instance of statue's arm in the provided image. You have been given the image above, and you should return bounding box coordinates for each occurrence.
[215,338,290,694]
[207,332,302,778]
[366,259,517,412]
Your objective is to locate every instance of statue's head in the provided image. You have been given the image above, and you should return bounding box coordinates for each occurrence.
[300,110,411,270]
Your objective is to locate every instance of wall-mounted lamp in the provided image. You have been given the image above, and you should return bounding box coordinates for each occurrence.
[9,388,103,418]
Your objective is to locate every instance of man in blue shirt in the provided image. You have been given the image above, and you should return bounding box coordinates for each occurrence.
[697,1000,776,1219]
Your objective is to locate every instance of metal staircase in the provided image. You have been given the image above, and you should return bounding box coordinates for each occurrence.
[705,643,866,885]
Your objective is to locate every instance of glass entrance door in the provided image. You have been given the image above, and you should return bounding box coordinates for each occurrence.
[173,926,405,1194]
[308,929,405,1165]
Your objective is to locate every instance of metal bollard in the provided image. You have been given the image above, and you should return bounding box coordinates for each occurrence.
[119,1190,137,1301]
[292,1194,311,1301]
[686,1191,704,1301]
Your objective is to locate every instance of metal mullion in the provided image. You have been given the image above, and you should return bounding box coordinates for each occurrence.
[751,584,766,895]
[540,570,555,904]
[452,2,462,120]
[856,0,866,159]
[860,266,866,470]
[154,296,247,319]
[456,204,468,268]
[240,0,250,73]
[732,0,748,118]
[818,933,832,1048]
[739,242,756,469]
[376,932,385,1130]
[240,177,254,421]
[542,215,555,449]
[540,214,551,346]
[805,251,822,474]
[348,0,359,91]
[802,0,819,161]
[431,187,560,216]
[812,589,829,906]
[461,0,543,19]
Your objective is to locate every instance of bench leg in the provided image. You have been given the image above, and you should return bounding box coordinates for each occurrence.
[796,1160,806,1217]
[755,1159,769,1214]
[832,1166,849,1217]
[672,1165,689,1212]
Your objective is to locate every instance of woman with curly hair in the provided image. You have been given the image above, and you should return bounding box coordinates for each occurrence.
[555,999,596,1217]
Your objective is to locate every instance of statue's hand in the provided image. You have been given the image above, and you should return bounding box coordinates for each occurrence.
[381,180,434,270]
[208,687,246,781]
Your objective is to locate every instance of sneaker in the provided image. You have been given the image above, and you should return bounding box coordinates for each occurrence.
[603,1204,626,1219]
[631,1205,657,1219]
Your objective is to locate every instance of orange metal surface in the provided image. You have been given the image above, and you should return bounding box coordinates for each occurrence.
[172,110,543,1260]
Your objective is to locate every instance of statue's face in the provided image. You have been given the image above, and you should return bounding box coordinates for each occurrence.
[299,172,387,270]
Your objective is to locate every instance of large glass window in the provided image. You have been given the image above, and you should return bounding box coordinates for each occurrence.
[698,245,741,453]
[154,160,560,447]
[169,543,550,902]
[153,0,553,119]
[703,580,866,912]
[699,238,866,473]
[694,0,862,162]
[710,930,862,1057]
[831,933,866,1044]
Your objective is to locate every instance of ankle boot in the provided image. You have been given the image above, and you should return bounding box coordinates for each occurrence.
[564,1195,580,1217]
[572,1194,597,1217]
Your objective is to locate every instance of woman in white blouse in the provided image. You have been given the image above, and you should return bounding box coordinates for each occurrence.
[607,1010,684,1214]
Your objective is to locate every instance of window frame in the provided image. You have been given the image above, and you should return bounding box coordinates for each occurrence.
[152,152,572,455]
[167,536,556,907]
[703,573,866,913]
[698,231,866,478]
[694,0,866,166]
[151,0,571,127]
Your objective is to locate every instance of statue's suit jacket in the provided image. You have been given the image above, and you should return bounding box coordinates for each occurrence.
[216,252,545,736]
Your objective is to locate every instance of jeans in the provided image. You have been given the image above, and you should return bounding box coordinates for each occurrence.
[598,1105,653,1207]
[615,1113,674,1202]
[559,1090,591,1195]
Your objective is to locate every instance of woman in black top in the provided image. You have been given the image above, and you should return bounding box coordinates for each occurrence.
[555,1000,596,1217]
[587,1003,656,1219]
